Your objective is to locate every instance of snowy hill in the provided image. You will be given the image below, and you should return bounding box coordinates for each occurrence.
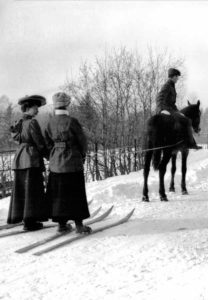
[1,150,208,299]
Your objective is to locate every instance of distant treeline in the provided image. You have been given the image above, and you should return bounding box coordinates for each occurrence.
[1,47,208,154]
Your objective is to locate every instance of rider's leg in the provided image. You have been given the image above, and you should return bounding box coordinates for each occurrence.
[173,112,202,150]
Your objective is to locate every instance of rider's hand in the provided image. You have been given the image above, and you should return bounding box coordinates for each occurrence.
[161,110,171,115]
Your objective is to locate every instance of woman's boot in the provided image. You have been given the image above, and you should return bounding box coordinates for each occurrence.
[23,221,43,231]
[58,222,73,233]
[75,220,92,234]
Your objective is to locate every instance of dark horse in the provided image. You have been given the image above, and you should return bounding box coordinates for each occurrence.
[142,100,201,202]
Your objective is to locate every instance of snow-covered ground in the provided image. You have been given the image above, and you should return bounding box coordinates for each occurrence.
[1,150,208,300]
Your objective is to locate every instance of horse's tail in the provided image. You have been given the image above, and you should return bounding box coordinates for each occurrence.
[148,115,165,171]
[152,149,162,170]
[146,114,170,171]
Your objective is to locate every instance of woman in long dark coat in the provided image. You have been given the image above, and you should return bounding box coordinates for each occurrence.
[45,92,91,233]
[7,95,49,231]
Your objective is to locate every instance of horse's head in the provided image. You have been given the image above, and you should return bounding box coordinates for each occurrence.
[181,100,201,133]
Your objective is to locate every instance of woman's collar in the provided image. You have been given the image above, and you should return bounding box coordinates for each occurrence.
[23,114,33,120]
[55,109,69,115]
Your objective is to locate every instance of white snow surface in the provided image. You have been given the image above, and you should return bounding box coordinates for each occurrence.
[1,150,208,299]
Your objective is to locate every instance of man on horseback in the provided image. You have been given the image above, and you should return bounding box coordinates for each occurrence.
[156,68,202,150]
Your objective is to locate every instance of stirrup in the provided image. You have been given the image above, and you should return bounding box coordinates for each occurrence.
[188,144,202,150]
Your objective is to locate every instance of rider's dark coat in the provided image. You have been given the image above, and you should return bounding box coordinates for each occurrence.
[156,79,178,114]
[155,78,197,150]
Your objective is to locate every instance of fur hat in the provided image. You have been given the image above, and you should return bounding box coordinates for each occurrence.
[168,68,181,78]
[52,92,71,108]
[18,95,46,107]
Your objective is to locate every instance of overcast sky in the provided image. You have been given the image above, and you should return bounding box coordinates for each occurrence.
[1,0,208,108]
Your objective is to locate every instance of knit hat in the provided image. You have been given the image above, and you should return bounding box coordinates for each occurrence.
[18,95,46,107]
[52,92,71,108]
[168,68,181,78]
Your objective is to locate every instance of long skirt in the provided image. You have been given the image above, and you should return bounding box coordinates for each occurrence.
[7,168,49,224]
[46,171,90,223]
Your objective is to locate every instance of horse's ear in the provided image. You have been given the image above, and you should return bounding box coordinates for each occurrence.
[187,100,191,106]
[197,100,200,107]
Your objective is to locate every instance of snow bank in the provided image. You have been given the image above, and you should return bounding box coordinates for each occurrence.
[1,149,208,300]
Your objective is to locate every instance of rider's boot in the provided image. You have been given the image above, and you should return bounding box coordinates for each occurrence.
[185,124,202,150]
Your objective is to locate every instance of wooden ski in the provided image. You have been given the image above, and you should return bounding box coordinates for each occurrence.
[33,208,135,256]
[15,206,113,253]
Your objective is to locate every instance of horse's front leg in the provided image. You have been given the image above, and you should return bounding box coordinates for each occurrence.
[169,154,177,192]
[142,150,153,202]
[181,149,189,195]
[159,150,172,201]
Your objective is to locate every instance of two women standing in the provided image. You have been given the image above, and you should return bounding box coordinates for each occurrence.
[7,93,91,234]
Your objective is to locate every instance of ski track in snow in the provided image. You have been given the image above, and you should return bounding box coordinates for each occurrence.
[1,150,208,299]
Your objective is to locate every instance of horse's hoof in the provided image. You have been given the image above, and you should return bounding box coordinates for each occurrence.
[161,196,169,202]
[169,187,175,192]
[182,190,188,195]
[142,196,149,202]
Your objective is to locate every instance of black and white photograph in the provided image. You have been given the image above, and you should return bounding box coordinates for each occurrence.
[1,0,208,299]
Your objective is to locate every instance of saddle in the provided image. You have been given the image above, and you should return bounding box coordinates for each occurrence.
[160,110,187,132]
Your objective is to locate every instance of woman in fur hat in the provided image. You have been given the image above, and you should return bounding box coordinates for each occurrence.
[7,95,49,231]
[45,92,91,233]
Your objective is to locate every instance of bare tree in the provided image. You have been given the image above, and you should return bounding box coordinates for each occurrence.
[61,47,186,179]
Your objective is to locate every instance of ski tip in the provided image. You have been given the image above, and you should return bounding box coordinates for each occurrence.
[33,252,41,257]
[15,249,23,254]
[88,199,93,206]
[126,208,135,219]
[109,205,114,211]
[89,206,102,218]
[94,206,102,213]
[101,205,114,215]
[103,205,114,216]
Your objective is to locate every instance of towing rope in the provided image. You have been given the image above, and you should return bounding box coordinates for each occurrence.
[86,140,184,158]
[141,140,184,153]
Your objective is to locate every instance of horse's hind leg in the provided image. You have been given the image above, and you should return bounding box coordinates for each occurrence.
[181,149,189,195]
[159,150,172,201]
[142,150,153,202]
[169,154,177,192]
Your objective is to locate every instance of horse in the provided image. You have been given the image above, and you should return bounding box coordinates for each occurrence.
[142,100,201,202]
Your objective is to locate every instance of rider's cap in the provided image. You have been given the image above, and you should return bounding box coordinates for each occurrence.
[168,68,181,78]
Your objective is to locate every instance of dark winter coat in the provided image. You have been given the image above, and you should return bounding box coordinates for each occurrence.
[44,113,87,173]
[7,168,49,224]
[8,114,49,224]
[11,114,48,170]
[46,171,90,222]
[156,79,179,114]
